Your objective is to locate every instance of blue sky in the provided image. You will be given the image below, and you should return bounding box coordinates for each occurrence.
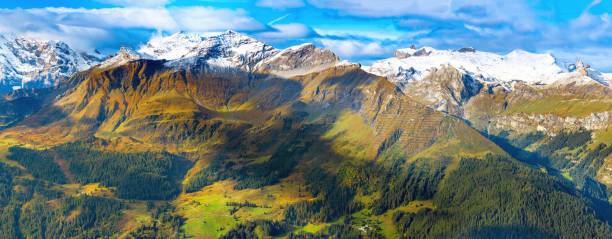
[1,0,611,70]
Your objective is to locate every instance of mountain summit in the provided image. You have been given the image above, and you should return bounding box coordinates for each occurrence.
[364,46,611,89]
[105,31,346,78]
[137,30,279,71]
[0,34,103,93]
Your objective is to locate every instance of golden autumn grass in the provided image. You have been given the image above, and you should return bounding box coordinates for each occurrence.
[0,61,528,238]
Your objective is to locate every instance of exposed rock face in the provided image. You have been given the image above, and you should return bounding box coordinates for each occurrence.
[394,49,410,58]
[0,34,102,93]
[457,47,476,53]
[255,43,342,78]
[491,111,612,133]
[99,47,145,70]
[576,59,588,76]
[394,47,432,58]
[398,65,483,116]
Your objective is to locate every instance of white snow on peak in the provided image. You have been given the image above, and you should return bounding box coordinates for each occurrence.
[138,31,205,60]
[0,34,103,92]
[553,72,599,86]
[585,67,611,86]
[138,30,280,71]
[99,47,146,70]
[362,46,608,89]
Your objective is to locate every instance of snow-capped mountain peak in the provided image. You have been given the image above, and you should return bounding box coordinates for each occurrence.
[99,47,146,70]
[254,43,347,78]
[138,31,206,60]
[138,30,280,71]
[0,34,103,92]
[364,46,574,89]
[555,60,611,87]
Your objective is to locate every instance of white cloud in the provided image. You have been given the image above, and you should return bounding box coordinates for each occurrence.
[0,6,266,52]
[40,7,178,30]
[256,23,314,40]
[317,38,393,59]
[397,19,437,28]
[551,47,612,72]
[95,0,171,7]
[38,7,264,32]
[463,24,512,37]
[257,0,305,9]
[308,0,536,31]
[170,7,264,31]
[308,0,451,18]
[313,28,405,41]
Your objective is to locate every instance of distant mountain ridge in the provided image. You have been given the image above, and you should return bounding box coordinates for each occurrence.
[137,30,279,71]
[3,31,610,94]
[363,45,611,90]
[0,34,103,93]
[360,45,611,121]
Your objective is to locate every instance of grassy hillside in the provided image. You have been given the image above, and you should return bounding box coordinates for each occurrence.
[0,60,610,238]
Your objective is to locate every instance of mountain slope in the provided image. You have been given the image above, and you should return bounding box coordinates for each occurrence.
[0,33,611,239]
[366,46,612,204]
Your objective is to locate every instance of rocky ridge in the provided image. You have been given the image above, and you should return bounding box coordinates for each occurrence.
[0,34,103,93]
[96,31,347,78]
[491,111,612,133]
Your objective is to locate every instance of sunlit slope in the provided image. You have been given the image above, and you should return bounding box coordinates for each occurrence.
[0,60,502,161]
[1,58,611,238]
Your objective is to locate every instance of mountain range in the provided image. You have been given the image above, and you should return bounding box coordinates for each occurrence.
[0,34,103,93]
[3,31,609,93]
[0,31,611,239]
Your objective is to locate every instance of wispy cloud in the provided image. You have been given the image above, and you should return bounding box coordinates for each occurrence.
[307,0,536,31]
[255,23,318,42]
[0,6,265,52]
[95,0,171,7]
[267,14,291,25]
[317,38,394,59]
[170,7,264,31]
[314,28,405,41]
[584,0,602,13]
[256,0,305,9]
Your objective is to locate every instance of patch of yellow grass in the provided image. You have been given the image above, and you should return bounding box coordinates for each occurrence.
[322,111,376,160]
[175,176,311,239]
[507,96,612,118]
[594,127,612,145]
[117,201,154,238]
